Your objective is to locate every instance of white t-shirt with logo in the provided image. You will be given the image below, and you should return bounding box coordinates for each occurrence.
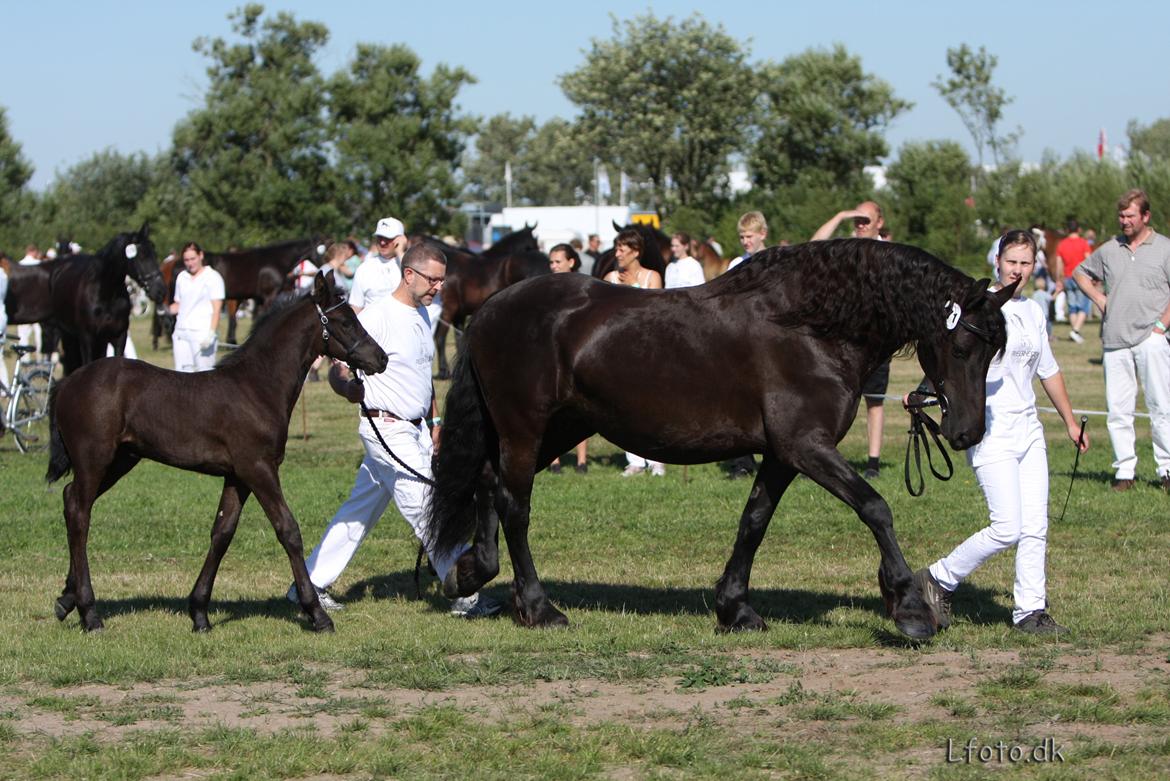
[349,253,402,309]
[356,296,434,420]
[968,296,1058,467]
[174,267,226,332]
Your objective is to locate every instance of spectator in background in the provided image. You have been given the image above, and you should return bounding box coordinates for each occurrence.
[351,217,407,313]
[1074,189,1170,492]
[603,230,665,477]
[811,201,889,479]
[665,232,705,289]
[728,211,767,271]
[1054,219,1093,344]
[169,242,225,373]
[16,244,42,360]
[546,243,589,475]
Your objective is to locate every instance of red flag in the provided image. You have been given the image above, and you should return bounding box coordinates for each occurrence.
[1097,128,1107,160]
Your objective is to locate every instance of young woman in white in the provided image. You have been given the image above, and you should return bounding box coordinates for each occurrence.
[169,242,225,372]
[915,229,1089,635]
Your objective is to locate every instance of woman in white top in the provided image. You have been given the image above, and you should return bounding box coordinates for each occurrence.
[169,242,225,372]
[915,229,1089,635]
[664,232,706,289]
[604,230,665,477]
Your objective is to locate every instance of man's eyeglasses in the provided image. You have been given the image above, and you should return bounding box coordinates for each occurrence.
[406,266,445,287]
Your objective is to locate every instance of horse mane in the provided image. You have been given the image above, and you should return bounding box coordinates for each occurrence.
[703,239,973,354]
[216,292,309,368]
[483,227,537,258]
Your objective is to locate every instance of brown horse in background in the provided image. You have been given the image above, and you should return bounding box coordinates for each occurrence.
[690,238,729,281]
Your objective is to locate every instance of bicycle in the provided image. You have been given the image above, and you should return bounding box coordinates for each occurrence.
[0,343,56,453]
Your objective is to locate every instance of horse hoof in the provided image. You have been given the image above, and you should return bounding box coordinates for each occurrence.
[894,616,937,641]
[54,597,76,621]
[191,619,212,633]
[312,616,335,633]
[82,620,105,633]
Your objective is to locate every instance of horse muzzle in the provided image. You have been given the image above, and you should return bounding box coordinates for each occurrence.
[348,343,388,375]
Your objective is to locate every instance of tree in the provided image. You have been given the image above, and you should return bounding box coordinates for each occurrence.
[461,114,535,204]
[0,106,35,251]
[931,44,1019,168]
[329,43,476,235]
[750,45,911,192]
[559,12,755,212]
[884,140,979,268]
[36,149,158,249]
[462,115,595,206]
[1128,118,1170,163]
[170,5,339,247]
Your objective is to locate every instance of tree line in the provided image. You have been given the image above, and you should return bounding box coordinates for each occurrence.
[3,5,1170,275]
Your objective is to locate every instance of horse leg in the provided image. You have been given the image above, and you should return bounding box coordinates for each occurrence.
[794,445,935,640]
[244,468,333,632]
[226,300,239,345]
[715,454,798,632]
[495,444,567,628]
[188,478,251,632]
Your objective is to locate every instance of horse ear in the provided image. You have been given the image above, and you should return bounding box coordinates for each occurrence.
[312,269,331,301]
[990,279,1019,307]
[612,220,623,232]
[964,277,991,306]
[138,221,151,238]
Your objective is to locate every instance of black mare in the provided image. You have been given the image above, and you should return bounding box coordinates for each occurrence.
[204,237,328,345]
[5,224,165,375]
[590,220,672,281]
[430,239,1015,640]
[428,225,550,379]
[46,272,388,633]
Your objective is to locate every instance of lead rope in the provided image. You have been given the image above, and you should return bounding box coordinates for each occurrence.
[350,373,437,597]
[903,393,954,497]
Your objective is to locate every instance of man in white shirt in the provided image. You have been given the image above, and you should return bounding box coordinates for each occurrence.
[349,217,407,313]
[293,243,502,619]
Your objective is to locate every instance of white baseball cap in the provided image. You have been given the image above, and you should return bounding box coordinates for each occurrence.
[374,217,405,239]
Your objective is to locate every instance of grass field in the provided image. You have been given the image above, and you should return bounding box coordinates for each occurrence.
[0,315,1168,779]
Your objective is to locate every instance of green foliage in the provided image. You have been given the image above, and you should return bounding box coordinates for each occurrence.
[932,44,1019,168]
[559,12,755,212]
[462,115,594,207]
[0,106,35,252]
[169,5,339,247]
[1128,117,1170,163]
[750,45,911,193]
[884,140,981,268]
[329,43,476,235]
[34,149,158,249]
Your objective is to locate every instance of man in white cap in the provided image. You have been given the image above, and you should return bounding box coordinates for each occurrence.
[350,217,407,313]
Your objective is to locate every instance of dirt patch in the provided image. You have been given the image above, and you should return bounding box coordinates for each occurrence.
[5,637,1168,751]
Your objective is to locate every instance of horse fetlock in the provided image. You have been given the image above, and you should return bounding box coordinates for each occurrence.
[54,595,76,621]
[511,587,568,628]
[716,604,767,633]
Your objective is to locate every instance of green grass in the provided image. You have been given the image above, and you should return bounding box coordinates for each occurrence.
[0,316,1167,778]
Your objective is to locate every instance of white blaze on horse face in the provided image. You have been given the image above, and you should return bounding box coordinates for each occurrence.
[125,244,138,260]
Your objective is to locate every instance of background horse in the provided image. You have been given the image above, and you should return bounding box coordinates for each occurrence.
[591,220,672,280]
[427,226,550,379]
[430,239,1013,640]
[205,238,327,345]
[6,224,165,374]
[46,272,387,634]
[690,237,729,281]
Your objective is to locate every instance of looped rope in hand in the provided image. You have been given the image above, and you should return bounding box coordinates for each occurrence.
[904,392,954,497]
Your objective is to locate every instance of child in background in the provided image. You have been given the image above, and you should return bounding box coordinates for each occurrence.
[1031,274,1054,340]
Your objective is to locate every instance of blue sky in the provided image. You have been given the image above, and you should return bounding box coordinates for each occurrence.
[4,1,1168,190]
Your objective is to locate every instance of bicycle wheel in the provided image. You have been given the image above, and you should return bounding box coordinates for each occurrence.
[19,367,53,417]
[10,380,50,453]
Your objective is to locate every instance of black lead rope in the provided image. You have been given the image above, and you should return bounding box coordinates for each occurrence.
[903,393,955,497]
[1056,416,1089,523]
[349,373,438,598]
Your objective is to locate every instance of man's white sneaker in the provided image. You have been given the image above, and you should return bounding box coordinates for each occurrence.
[449,593,503,619]
[621,465,645,477]
[287,583,345,612]
[1069,330,1085,344]
[650,464,666,476]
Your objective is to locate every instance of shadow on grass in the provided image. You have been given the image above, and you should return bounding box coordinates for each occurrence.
[61,570,1012,635]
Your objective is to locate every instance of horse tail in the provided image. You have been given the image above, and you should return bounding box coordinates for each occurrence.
[45,384,72,484]
[429,347,491,559]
